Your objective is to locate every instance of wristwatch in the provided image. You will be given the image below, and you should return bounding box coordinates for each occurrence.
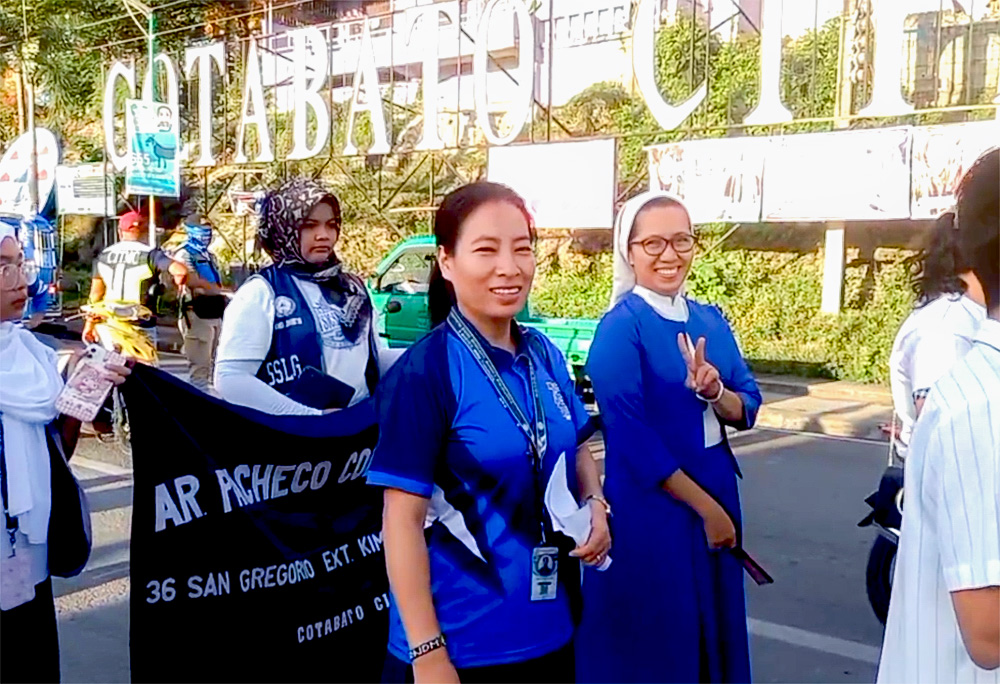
[585,495,612,517]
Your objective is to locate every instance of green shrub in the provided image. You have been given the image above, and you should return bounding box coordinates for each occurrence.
[531,248,614,320]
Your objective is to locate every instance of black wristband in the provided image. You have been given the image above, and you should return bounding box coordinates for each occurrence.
[408,634,447,662]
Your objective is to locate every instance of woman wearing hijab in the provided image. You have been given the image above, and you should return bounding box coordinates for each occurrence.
[215,178,396,415]
[1,225,129,682]
[576,192,762,683]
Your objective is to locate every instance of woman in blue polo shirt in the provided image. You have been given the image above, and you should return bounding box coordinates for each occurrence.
[368,182,611,683]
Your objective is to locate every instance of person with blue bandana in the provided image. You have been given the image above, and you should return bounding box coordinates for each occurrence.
[575,191,762,683]
[215,178,397,415]
[368,182,611,684]
[174,214,227,392]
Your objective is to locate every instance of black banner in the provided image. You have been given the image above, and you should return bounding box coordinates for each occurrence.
[124,366,389,683]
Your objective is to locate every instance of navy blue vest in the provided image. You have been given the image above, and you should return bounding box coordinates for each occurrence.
[255,266,379,406]
[180,243,222,286]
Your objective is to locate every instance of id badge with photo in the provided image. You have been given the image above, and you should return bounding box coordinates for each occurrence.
[1,550,36,611]
[530,546,559,602]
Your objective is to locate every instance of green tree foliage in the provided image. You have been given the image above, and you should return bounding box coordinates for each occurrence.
[0,7,943,382]
[0,0,252,149]
[531,13,843,196]
[782,18,842,120]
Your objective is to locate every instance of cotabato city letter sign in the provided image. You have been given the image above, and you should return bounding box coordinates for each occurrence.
[102,0,926,170]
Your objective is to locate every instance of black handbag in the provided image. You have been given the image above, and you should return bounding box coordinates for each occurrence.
[45,425,92,578]
[190,294,228,320]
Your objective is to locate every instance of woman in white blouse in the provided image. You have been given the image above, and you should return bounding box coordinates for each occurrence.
[215,178,398,415]
[888,210,985,455]
[1,225,128,681]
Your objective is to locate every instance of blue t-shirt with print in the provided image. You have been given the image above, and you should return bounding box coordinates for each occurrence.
[367,315,595,669]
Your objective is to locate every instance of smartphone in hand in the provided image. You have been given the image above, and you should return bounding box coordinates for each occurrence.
[55,345,127,422]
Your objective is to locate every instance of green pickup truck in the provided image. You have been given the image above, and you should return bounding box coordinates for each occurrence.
[367,235,598,400]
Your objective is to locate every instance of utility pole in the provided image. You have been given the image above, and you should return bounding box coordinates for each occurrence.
[822,0,863,315]
[122,0,157,246]
[147,8,157,248]
[14,65,25,134]
[21,0,39,217]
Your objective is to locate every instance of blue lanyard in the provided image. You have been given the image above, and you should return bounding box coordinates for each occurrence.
[448,310,549,543]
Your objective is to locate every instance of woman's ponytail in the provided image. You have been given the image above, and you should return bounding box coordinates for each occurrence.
[428,261,456,327]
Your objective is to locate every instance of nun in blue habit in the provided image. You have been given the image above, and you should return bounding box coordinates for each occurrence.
[576,192,762,683]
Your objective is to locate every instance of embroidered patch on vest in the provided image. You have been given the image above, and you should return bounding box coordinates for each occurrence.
[275,296,296,318]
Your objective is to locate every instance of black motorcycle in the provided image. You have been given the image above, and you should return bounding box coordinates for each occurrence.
[858,424,904,624]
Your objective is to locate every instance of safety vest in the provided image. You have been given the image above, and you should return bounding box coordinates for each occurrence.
[95,240,156,305]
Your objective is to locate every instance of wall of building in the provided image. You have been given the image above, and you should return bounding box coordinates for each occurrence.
[904,13,1000,108]
[263,0,635,127]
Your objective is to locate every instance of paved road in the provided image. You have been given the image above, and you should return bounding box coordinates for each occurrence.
[736,429,887,682]
[55,427,888,683]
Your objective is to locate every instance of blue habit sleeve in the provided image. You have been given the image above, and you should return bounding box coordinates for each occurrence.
[587,309,680,489]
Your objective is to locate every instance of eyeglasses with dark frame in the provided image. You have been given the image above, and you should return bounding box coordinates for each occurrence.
[629,234,697,257]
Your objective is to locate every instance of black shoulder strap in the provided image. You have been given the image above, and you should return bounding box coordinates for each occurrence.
[0,414,20,546]
[365,316,380,394]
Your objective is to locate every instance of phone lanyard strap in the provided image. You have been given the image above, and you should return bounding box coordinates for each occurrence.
[448,310,549,543]
[0,414,20,555]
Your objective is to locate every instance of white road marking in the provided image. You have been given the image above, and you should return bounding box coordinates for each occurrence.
[73,456,133,477]
[749,618,881,665]
[747,426,887,447]
[84,479,133,495]
[731,432,814,456]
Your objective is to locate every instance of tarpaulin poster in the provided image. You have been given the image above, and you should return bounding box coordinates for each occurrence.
[125,99,180,197]
[487,139,617,229]
[56,163,116,216]
[647,136,766,224]
[762,127,912,221]
[910,121,999,219]
[125,366,389,683]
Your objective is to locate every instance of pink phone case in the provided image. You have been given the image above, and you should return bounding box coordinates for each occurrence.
[54,345,127,422]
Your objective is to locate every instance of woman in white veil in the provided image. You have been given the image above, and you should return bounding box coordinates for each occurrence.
[577,191,762,682]
[0,225,128,681]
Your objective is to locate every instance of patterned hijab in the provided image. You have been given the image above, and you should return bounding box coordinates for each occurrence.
[258,178,371,343]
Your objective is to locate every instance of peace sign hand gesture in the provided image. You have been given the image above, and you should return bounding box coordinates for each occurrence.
[677,333,724,400]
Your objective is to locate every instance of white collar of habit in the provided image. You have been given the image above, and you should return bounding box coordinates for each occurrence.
[633,285,689,323]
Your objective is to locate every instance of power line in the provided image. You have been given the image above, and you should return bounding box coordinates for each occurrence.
[75,0,194,32]
[81,0,324,53]
[1,0,245,53]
